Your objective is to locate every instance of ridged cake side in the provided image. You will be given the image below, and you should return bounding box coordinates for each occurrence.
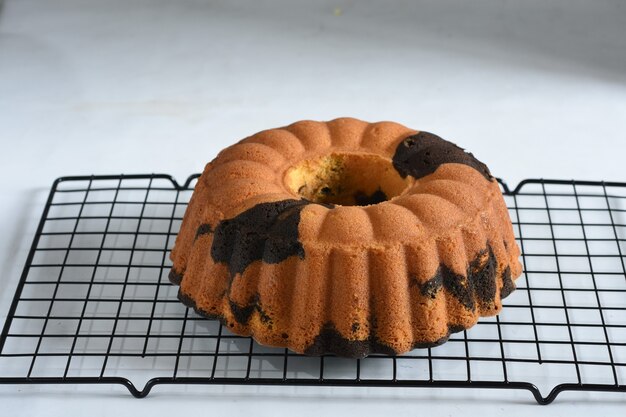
[170,118,522,358]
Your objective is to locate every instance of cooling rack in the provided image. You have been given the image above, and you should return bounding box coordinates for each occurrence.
[0,174,625,404]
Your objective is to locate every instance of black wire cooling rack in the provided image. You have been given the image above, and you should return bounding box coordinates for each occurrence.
[1,174,625,404]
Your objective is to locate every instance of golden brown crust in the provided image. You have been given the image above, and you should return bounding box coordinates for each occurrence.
[170,117,522,357]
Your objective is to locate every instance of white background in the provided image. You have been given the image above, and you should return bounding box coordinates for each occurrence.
[1,0,625,415]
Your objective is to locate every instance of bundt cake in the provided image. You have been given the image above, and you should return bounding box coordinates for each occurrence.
[169,118,522,358]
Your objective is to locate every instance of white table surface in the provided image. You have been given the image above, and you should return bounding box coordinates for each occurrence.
[1,0,625,415]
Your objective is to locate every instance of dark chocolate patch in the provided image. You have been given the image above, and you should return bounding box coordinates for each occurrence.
[230,300,257,324]
[229,295,273,325]
[439,265,475,311]
[500,266,516,299]
[168,268,183,285]
[211,199,310,277]
[354,188,388,206]
[414,246,499,311]
[392,131,492,181]
[447,324,466,335]
[305,323,467,357]
[177,289,220,320]
[420,273,443,299]
[304,323,397,358]
[195,223,213,240]
[177,290,195,309]
[469,248,497,307]
[411,324,465,349]
[411,335,450,349]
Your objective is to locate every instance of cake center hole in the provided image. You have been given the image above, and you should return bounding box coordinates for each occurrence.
[284,153,411,206]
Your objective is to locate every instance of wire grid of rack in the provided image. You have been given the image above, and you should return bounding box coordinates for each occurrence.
[0,174,625,404]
